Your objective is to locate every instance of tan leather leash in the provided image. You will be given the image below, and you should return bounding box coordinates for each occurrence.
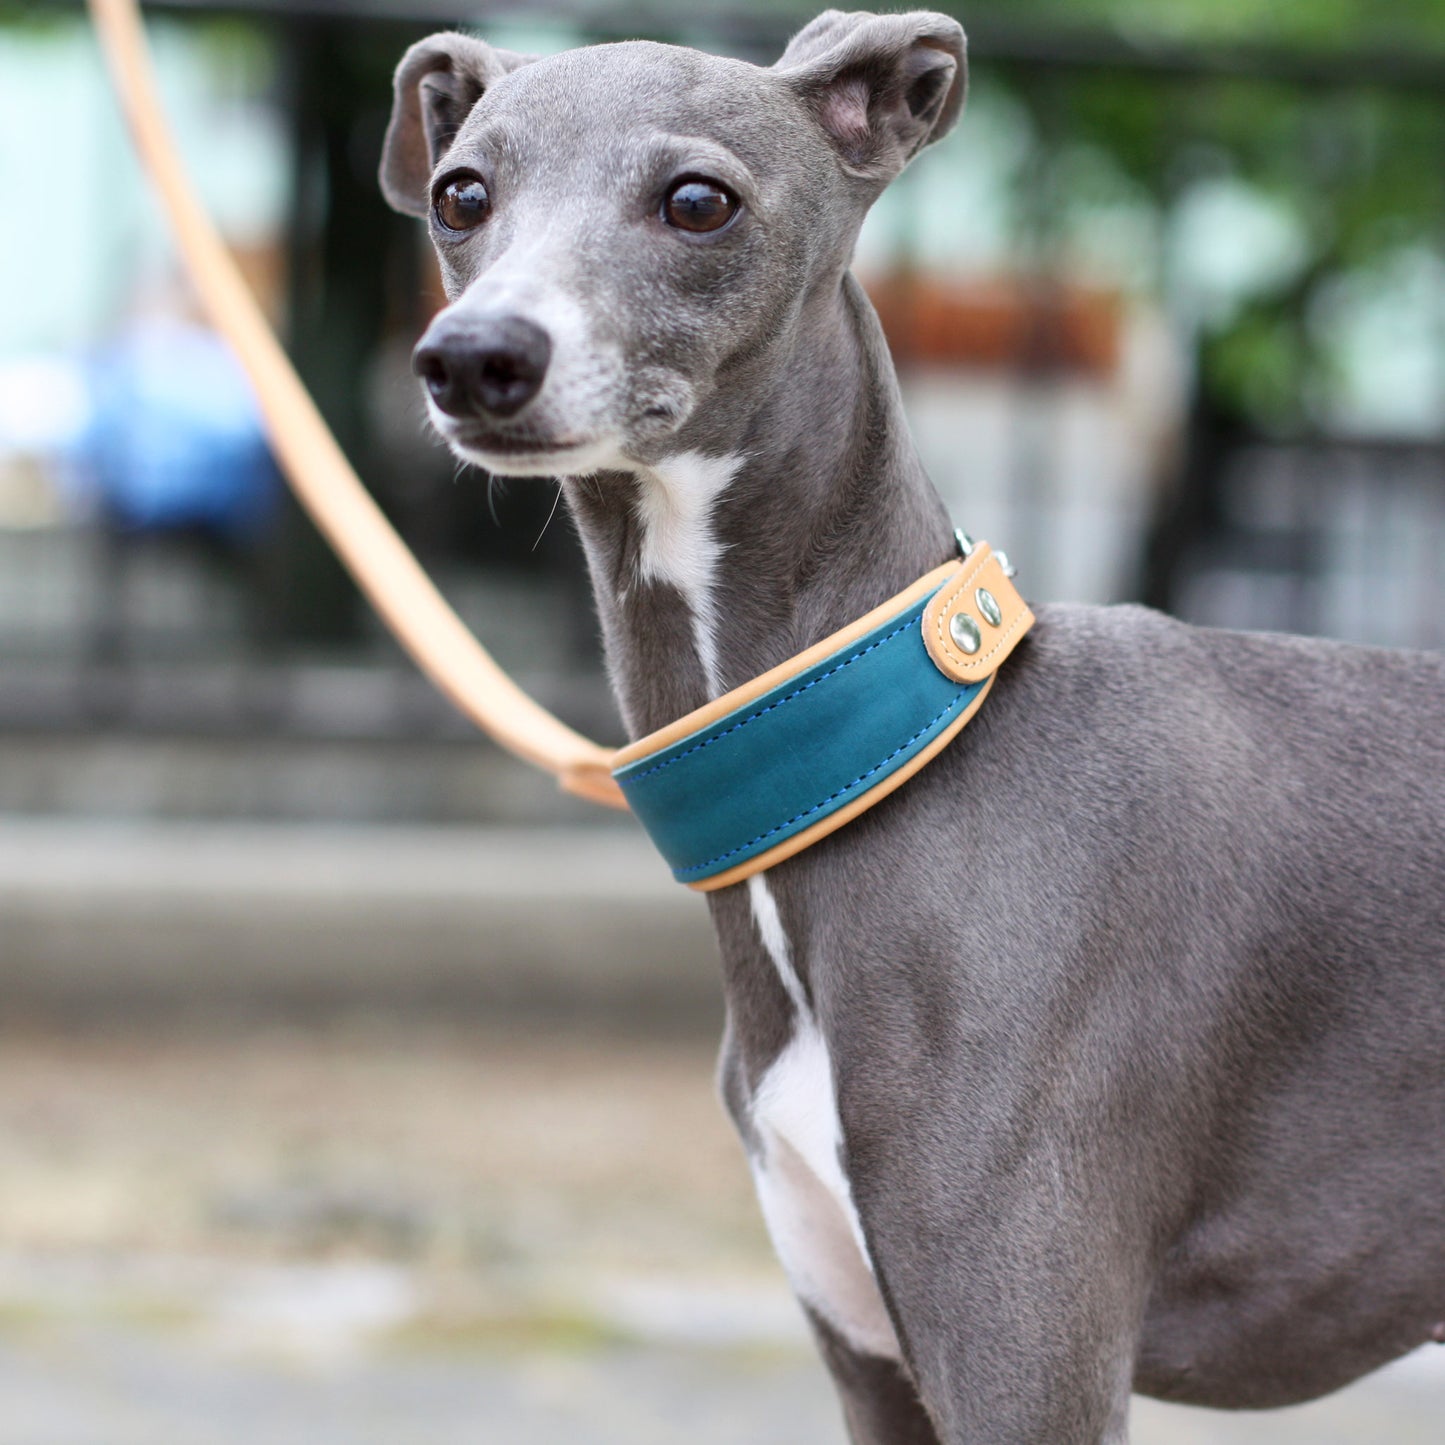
[87,0,627,810]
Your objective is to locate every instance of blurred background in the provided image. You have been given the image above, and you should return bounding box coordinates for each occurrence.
[0,0,1442,1439]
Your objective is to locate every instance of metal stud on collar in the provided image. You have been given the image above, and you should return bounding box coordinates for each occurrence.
[975,587,1003,627]
[949,611,983,654]
[956,528,1016,578]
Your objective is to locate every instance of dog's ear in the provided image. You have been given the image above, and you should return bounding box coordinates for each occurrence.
[379,32,535,217]
[775,10,966,186]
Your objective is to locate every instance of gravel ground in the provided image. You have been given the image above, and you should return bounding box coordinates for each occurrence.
[0,1023,1439,1443]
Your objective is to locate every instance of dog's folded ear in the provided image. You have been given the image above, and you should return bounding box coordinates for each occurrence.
[776,10,966,186]
[379,32,535,217]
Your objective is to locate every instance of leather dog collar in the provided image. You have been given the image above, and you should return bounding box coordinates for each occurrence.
[613,540,1034,890]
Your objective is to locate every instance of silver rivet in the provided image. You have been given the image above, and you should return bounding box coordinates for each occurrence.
[953,528,976,558]
[949,611,982,654]
[975,587,1002,627]
[995,550,1016,578]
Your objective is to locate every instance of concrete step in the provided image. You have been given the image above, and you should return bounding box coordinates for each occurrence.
[0,820,719,1027]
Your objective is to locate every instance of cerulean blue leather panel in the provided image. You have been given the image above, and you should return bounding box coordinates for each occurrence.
[614,588,983,884]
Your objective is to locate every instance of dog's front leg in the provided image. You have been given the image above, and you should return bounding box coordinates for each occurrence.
[869,1219,1137,1445]
[841,1094,1140,1443]
[804,1218,1132,1445]
[808,1313,944,1444]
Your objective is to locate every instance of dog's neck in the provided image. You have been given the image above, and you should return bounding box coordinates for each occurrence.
[565,274,954,741]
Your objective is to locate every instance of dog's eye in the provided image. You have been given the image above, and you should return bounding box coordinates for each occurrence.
[662,179,738,233]
[434,175,490,233]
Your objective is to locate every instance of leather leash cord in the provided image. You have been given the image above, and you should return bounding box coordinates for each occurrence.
[87,0,627,810]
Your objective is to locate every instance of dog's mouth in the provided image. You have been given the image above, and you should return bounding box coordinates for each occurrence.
[440,421,616,476]
[452,428,588,457]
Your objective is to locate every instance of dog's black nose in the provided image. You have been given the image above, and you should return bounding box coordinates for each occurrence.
[412,316,552,419]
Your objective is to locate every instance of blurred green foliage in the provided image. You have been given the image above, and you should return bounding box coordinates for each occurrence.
[1025,70,1444,430]
[759,0,1445,50]
[998,0,1445,49]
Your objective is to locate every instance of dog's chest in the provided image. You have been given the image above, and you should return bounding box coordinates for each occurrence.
[737,878,902,1362]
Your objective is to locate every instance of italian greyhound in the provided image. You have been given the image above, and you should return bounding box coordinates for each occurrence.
[379,11,1445,1441]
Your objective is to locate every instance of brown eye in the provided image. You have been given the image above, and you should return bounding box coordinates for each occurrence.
[662,179,738,233]
[434,175,490,232]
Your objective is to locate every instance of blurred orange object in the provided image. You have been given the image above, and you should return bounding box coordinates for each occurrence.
[864,272,1122,377]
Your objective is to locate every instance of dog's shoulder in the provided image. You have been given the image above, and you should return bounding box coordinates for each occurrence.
[969,599,1444,854]
[1012,599,1444,723]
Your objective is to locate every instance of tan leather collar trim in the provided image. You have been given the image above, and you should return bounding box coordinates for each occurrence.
[922,544,1035,684]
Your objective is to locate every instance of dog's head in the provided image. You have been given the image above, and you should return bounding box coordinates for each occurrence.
[380,10,966,477]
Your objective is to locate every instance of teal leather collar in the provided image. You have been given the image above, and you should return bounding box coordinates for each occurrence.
[612,540,1033,891]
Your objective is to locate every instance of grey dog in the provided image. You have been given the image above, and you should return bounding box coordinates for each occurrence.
[378,10,1445,1441]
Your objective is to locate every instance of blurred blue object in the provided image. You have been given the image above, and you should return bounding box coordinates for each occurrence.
[83,316,280,542]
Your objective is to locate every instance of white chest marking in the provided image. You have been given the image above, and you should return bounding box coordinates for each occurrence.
[633,451,743,695]
[745,876,902,1362]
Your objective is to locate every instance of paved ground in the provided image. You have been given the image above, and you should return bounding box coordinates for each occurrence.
[0,1023,1439,1442]
[2,1316,1444,1445]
